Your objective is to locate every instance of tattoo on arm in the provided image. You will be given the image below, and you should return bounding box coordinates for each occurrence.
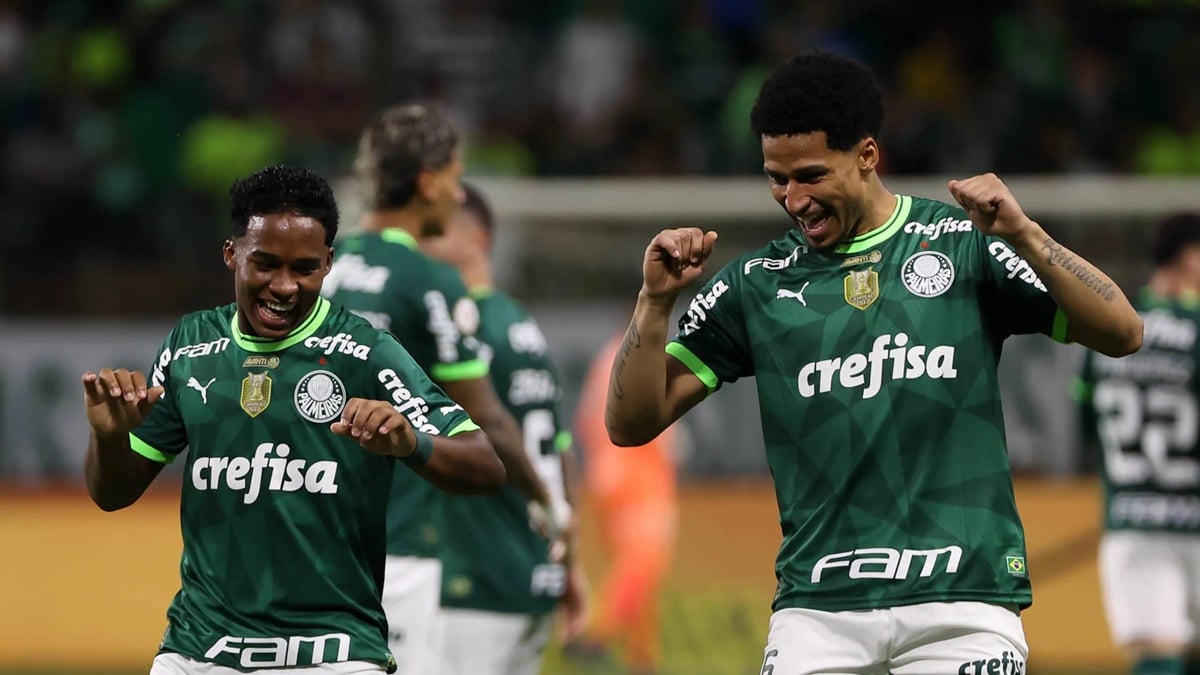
[1040,238,1117,301]
[609,321,641,400]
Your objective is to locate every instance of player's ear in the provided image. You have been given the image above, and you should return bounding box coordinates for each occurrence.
[859,137,879,172]
[415,169,436,203]
[222,239,236,270]
[323,246,333,271]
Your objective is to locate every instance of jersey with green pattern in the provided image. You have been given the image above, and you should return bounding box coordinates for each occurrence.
[439,289,571,615]
[1077,289,1200,533]
[670,195,1065,612]
[131,298,476,671]
[323,229,487,557]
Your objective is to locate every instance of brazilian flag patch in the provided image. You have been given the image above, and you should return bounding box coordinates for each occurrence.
[1005,555,1027,577]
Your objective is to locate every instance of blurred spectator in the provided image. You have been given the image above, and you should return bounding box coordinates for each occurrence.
[3,1,1200,315]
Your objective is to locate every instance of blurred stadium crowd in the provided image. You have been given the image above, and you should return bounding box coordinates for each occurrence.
[1,0,1198,317]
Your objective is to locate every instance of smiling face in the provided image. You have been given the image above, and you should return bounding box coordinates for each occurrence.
[223,213,332,340]
[762,131,879,251]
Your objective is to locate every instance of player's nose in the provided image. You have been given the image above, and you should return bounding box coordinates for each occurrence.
[785,187,813,217]
[270,271,300,298]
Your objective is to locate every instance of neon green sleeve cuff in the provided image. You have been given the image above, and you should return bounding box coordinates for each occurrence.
[554,430,573,453]
[665,342,719,394]
[446,419,482,436]
[129,433,175,464]
[431,359,489,382]
[1051,308,1070,343]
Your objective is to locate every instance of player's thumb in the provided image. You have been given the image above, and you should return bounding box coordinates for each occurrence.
[137,386,166,415]
[330,420,350,437]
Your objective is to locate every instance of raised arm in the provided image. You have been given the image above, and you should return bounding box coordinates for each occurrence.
[82,369,166,511]
[949,174,1143,357]
[606,228,718,446]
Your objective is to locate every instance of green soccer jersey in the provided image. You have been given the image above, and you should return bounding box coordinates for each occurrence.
[670,195,1066,612]
[131,298,477,670]
[324,229,487,557]
[439,289,572,616]
[1078,289,1200,533]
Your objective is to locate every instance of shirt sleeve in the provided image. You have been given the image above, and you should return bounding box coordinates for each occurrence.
[979,235,1068,342]
[668,262,753,395]
[424,269,489,383]
[368,331,479,437]
[129,327,188,463]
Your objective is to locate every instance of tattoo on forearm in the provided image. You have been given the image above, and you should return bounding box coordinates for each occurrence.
[1040,238,1117,301]
[610,321,641,400]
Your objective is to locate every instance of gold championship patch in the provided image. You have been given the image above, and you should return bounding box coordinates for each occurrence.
[844,268,879,310]
[240,371,272,417]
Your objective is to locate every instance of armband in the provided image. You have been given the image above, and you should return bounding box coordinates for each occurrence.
[402,430,434,467]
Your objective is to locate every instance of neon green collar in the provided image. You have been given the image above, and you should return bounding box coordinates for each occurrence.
[380,229,419,249]
[835,194,912,254]
[230,297,331,353]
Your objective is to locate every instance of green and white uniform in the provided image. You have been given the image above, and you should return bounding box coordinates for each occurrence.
[438,288,571,675]
[1078,289,1200,646]
[323,229,486,673]
[671,196,1061,671]
[133,299,476,673]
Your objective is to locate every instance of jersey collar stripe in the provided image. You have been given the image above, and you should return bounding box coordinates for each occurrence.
[230,297,332,353]
[129,432,173,464]
[431,359,490,382]
[666,341,719,394]
[1051,307,1070,343]
[380,228,419,249]
[835,194,912,255]
[447,419,482,436]
[554,430,573,452]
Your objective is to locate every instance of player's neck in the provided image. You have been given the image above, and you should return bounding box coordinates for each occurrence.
[857,180,897,237]
[359,210,423,239]
[460,257,493,291]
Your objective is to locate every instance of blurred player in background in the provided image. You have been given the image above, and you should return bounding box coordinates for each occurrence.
[323,104,557,674]
[571,328,679,675]
[422,182,588,675]
[83,165,505,674]
[606,49,1143,674]
[1078,214,1200,675]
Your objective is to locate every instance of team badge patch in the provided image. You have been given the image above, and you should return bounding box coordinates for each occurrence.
[843,267,879,310]
[240,371,272,418]
[901,251,955,298]
[294,369,346,423]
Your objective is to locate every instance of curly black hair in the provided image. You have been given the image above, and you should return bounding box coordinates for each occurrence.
[750,50,884,151]
[355,103,460,210]
[229,165,339,245]
[1152,212,1200,267]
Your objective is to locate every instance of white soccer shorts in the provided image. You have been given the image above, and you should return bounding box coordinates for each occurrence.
[1099,530,1200,646]
[760,601,1027,675]
[439,608,553,675]
[382,555,444,675]
[150,653,385,674]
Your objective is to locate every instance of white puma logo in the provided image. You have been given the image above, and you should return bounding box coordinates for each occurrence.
[186,377,216,404]
[776,282,810,306]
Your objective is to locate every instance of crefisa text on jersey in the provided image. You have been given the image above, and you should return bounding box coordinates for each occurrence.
[304,333,372,360]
